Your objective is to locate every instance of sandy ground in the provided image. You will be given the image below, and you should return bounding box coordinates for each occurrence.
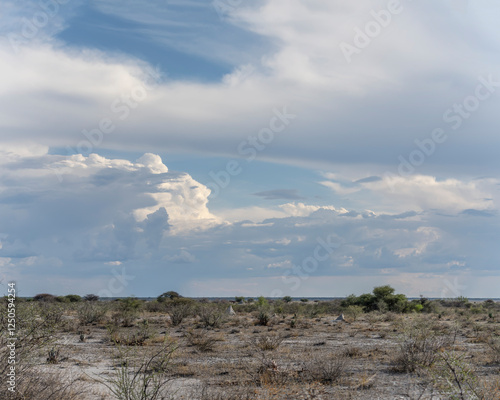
[26,309,500,400]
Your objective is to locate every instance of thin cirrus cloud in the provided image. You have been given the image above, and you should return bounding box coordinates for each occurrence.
[253,189,305,200]
[0,0,499,173]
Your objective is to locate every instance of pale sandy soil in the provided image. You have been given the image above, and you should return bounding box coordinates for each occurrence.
[29,310,500,400]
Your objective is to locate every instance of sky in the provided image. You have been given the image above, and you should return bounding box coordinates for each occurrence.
[0,0,499,298]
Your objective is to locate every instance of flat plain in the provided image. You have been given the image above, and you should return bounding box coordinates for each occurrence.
[2,296,500,400]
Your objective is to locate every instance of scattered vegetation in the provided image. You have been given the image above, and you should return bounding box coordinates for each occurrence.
[392,317,451,373]
[341,285,428,313]
[185,328,223,352]
[77,301,107,325]
[4,288,500,399]
[303,352,350,384]
[198,303,226,328]
[96,340,177,400]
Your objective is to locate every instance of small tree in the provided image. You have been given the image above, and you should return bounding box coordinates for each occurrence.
[282,296,293,303]
[373,285,395,299]
[83,294,100,302]
[157,291,182,303]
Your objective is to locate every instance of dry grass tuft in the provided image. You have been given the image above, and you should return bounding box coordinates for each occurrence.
[186,328,224,352]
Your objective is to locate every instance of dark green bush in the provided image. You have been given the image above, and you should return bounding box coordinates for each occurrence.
[157,291,182,302]
[341,285,415,313]
[55,296,70,303]
[65,294,82,303]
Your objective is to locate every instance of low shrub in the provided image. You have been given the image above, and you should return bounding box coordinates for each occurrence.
[343,305,364,321]
[251,333,285,351]
[77,301,107,325]
[186,329,223,352]
[97,341,177,400]
[303,353,349,384]
[256,310,270,326]
[392,318,451,373]
[198,304,226,328]
[167,303,192,326]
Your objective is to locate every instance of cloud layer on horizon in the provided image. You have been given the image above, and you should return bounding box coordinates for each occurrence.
[0,148,498,297]
[1,1,499,297]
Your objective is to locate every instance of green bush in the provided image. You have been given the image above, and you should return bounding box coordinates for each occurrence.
[343,305,364,321]
[65,294,82,303]
[55,296,71,303]
[157,291,182,303]
[341,285,414,313]
[114,297,143,327]
[257,296,269,309]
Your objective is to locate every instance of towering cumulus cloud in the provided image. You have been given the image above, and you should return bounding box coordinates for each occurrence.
[0,145,218,274]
